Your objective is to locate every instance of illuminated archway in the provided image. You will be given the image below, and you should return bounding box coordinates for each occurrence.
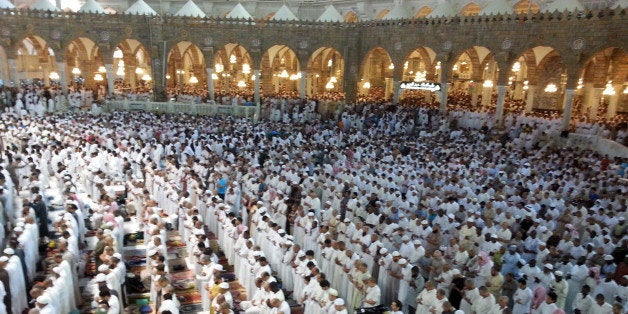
[16,35,57,86]
[213,43,254,98]
[399,47,438,106]
[167,41,207,97]
[306,47,344,96]
[261,45,300,97]
[449,46,499,110]
[112,39,152,96]
[65,37,105,93]
[461,2,481,16]
[359,47,394,102]
[577,47,628,119]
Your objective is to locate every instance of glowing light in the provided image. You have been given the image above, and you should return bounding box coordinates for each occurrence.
[435,61,441,70]
[330,76,337,83]
[212,73,219,80]
[602,82,615,96]
[327,59,333,67]
[215,64,224,73]
[325,81,334,89]
[512,62,521,72]
[414,71,426,83]
[141,74,151,81]
[279,70,289,78]
[251,75,256,81]
[363,81,371,89]
[49,72,60,80]
[403,61,409,70]
[544,83,557,93]
[113,48,123,59]
[483,80,494,88]
[388,63,395,70]
[98,66,106,73]
[71,67,81,75]
[189,75,198,84]
[116,68,125,76]
[135,67,144,75]
[453,64,459,71]
[623,86,628,94]
[166,74,171,79]
[230,54,237,64]
[577,78,583,90]
[289,74,299,80]
[237,80,246,88]
[117,60,125,67]
[94,73,104,81]
[242,63,251,74]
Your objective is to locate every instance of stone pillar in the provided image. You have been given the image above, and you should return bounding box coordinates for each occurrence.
[56,61,68,95]
[8,59,18,85]
[206,68,214,101]
[128,65,136,90]
[254,69,261,104]
[392,80,401,104]
[439,83,448,113]
[606,84,621,119]
[525,86,536,113]
[299,70,306,99]
[561,89,576,131]
[495,85,507,124]
[587,87,603,120]
[481,84,493,107]
[105,64,115,96]
[471,83,481,108]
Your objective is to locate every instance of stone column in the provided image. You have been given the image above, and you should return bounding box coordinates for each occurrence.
[495,85,507,124]
[8,59,18,85]
[392,80,401,104]
[525,86,535,113]
[481,84,493,107]
[439,83,449,113]
[56,61,68,95]
[606,84,621,119]
[206,68,214,101]
[561,89,576,130]
[128,65,136,90]
[587,87,603,120]
[254,69,261,104]
[299,70,306,99]
[105,64,114,96]
[471,83,481,107]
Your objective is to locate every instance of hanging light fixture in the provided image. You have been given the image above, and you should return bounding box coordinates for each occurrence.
[330,76,337,83]
[116,67,125,76]
[289,74,299,80]
[113,48,123,59]
[623,85,628,94]
[49,72,60,80]
[71,67,81,75]
[94,73,104,81]
[212,73,219,80]
[325,81,334,89]
[189,75,199,84]
[523,80,529,91]
[435,61,441,71]
[363,81,371,89]
[118,60,125,67]
[215,64,224,73]
[166,74,171,80]
[327,59,333,67]
[577,78,583,90]
[512,62,521,72]
[602,81,615,96]
[135,67,144,75]
[98,66,107,73]
[403,61,409,70]
[388,63,395,70]
[483,79,494,88]
[544,83,557,93]
[230,54,237,64]
[242,63,251,74]
[237,80,246,88]
[142,74,152,81]
[279,70,289,78]
[251,75,256,81]
[453,64,459,71]
[414,71,426,83]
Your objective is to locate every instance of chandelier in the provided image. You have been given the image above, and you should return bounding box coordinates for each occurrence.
[602,81,615,96]
[189,75,199,84]
[94,73,104,81]
[544,83,557,93]
[49,72,60,80]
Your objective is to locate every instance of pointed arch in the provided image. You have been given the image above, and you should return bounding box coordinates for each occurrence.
[359,47,394,102]
[261,45,300,97]
[461,2,481,16]
[16,35,57,85]
[514,0,540,14]
[307,47,345,96]
[415,6,433,18]
[213,43,254,96]
[167,41,207,94]
[344,11,358,23]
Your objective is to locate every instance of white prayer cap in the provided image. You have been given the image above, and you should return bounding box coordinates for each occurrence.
[451,269,461,275]
[257,201,264,205]
[544,263,553,270]
[297,251,306,258]
[466,218,475,223]
[539,242,546,247]
[334,298,345,306]
[379,248,388,254]
[0,256,8,262]
[392,251,401,257]
[98,264,110,272]
[401,235,410,241]
[307,212,315,217]
[219,282,230,289]
[398,258,408,265]
[278,229,286,234]
[554,271,563,277]
[14,227,23,232]
[3,248,14,255]
[36,294,51,304]
[95,273,107,282]
[284,241,293,246]
[328,288,338,296]
[538,226,547,232]
[413,240,422,245]
[421,220,428,225]
[447,213,455,219]
[343,218,351,223]
[604,255,614,261]
[112,253,122,259]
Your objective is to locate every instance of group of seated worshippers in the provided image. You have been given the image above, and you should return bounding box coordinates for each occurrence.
[0,98,626,314]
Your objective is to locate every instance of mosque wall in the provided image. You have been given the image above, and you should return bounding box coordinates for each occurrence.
[0,7,626,103]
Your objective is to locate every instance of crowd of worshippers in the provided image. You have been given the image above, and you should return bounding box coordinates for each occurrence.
[0,101,626,314]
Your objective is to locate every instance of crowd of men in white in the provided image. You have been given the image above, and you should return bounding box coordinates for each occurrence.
[0,101,626,314]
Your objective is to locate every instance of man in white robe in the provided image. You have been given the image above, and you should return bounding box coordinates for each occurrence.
[3,250,28,314]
